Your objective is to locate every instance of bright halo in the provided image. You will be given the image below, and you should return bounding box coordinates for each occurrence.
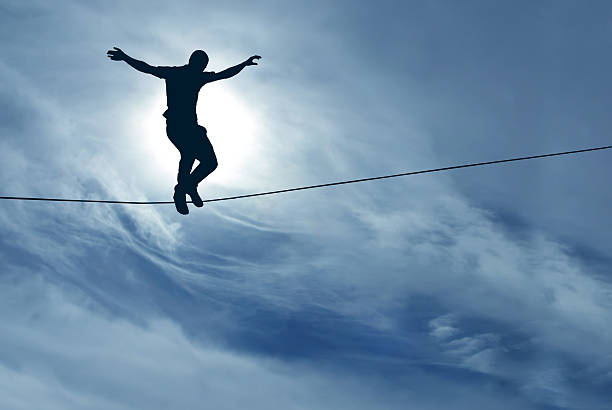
[197,83,259,186]
[135,85,260,190]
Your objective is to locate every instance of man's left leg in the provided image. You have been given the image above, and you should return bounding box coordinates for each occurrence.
[185,126,218,207]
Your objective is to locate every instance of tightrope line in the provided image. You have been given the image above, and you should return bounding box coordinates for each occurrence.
[1,145,610,205]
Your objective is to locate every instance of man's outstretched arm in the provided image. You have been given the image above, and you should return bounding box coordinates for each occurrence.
[212,55,261,81]
[107,47,166,78]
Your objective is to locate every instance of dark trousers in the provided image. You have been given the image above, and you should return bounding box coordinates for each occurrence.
[166,121,218,191]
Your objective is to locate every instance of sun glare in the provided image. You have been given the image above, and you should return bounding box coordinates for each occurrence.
[197,83,260,186]
[135,85,261,191]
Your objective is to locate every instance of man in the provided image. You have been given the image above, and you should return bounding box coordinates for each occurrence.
[107,47,261,214]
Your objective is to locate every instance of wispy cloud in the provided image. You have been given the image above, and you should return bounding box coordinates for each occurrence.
[1,1,611,409]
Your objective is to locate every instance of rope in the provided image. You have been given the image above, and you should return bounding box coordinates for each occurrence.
[1,145,610,205]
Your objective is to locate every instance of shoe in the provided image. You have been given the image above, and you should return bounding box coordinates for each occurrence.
[173,188,189,215]
[187,187,204,207]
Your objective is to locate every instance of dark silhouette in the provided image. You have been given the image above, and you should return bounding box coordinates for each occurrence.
[107,47,260,215]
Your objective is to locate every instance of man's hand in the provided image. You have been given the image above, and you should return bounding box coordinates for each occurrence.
[106,48,164,77]
[107,47,127,61]
[244,55,261,66]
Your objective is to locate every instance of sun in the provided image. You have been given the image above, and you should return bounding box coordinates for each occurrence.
[135,84,261,190]
[196,82,260,186]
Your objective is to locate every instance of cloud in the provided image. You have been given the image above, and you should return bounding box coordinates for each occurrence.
[1,1,612,409]
[1,274,555,410]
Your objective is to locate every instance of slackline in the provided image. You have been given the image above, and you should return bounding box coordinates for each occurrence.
[0,145,610,205]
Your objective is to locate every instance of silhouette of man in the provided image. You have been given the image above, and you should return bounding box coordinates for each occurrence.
[107,47,260,214]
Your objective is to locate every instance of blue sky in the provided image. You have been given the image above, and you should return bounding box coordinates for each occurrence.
[1,0,611,409]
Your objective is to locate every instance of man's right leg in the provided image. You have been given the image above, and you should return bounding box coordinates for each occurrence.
[173,154,195,215]
[177,154,196,192]
[167,121,195,214]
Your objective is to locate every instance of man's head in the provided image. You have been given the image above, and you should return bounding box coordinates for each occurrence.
[188,50,209,70]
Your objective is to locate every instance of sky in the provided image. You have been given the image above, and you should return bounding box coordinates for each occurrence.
[1,0,611,409]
